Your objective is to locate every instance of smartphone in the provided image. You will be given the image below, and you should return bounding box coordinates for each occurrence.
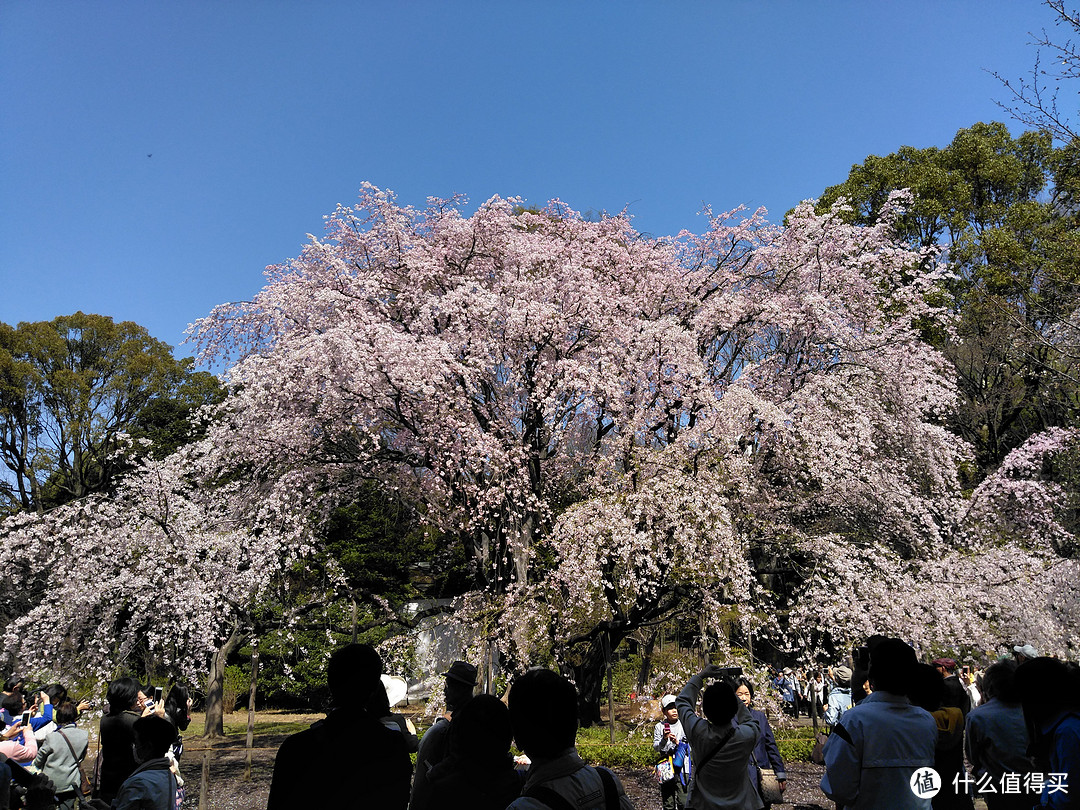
[154,687,163,703]
[21,711,30,726]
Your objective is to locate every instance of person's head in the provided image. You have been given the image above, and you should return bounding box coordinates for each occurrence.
[55,700,79,725]
[164,685,191,729]
[908,663,945,712]
[932,657,957,679]
[734,678,754,707]
[106,677,141,715]
[508,668,578,760]
[132,715,175,763]
[449,693,513,764]
[867,638,918,695]
[980,659,1019,704]
[659,694,678,721]
[701,681,739,726]
[1014,657,1076,725]
[3,675,22,694]
[1013,644,1038,664]
[832,666,852,688]
[327,643,383,708]
[367,682,391,717]
[1,691,24,718]
[442,661,477,713]
[42,684,68,705]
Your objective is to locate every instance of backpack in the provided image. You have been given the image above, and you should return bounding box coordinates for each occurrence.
[524,766,619,810]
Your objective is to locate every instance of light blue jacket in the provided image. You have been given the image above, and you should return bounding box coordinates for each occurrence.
[820,691,936,810]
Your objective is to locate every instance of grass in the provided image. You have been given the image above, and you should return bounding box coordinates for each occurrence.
[181,711,317,741]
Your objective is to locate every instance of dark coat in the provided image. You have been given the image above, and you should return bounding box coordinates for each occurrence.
[266,707,412,810]
[97,709,141,802]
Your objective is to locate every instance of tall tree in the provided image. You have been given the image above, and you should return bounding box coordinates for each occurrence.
[817,122,1080,475]
[994,0,1080,144]
[0,312,221,514]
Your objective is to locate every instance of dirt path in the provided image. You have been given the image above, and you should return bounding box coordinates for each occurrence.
[175,712,834,810]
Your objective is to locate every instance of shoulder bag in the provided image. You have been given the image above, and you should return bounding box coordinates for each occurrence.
[56,728,92,799]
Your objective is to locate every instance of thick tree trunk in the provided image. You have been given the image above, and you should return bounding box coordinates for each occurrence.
[204,627,243,739]
[636,630,657,695]
[569,629,627,727]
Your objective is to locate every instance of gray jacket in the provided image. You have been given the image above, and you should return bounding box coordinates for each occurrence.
[33,724,89,795]
[676,674,762,810]
[507,748,633,810]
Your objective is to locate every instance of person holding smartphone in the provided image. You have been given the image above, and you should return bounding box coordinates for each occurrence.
[653,694,688,810]
[0,713,38,764]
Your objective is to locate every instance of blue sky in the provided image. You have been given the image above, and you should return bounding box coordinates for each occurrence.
[0,1,1053,358]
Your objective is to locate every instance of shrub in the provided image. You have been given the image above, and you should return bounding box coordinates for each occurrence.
[220,665,249,713]
[775,731,816,762]
[577,742,658,769]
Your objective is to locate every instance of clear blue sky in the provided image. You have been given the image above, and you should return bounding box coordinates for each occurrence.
[0,1,1053,357]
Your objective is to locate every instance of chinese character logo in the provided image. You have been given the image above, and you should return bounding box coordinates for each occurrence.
[911,767,942,798]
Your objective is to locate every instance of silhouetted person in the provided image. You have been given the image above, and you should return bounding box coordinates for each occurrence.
[1014,657,1080,810]
[410,661,477,810]
[96,677,143,804]
[506,668,632,810]
[909,664,972,810]
[267,643,412,810]
[932,658,971,716]
[112,714,178,810]
[413,694,523,810]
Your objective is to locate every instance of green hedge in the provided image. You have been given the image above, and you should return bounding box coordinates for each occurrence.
[577,742,658,769]
[776,736,815,762]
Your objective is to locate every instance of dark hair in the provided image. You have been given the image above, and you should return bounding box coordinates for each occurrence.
[736,677,756,701]
[702,681,738,725]
[366,683,391,717]
[55,700,79,725]
[133,715,175,760]
[164,685,191,732]
[42,684,68,705]
[1,692,23,716]
[867,638,917,695]
[327,644,382,707]
[907,663,945,712]
[508,669,578,759]
[106,677,140,715]
[449,694,513,764]
[1015,657,1077,721]
[981,659,1019,704]
[3,676,22,693]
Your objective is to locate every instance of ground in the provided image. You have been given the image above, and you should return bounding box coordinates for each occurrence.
[140,710,836,809]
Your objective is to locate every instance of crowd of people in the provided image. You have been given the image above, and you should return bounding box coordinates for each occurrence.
[2,638,1077,810]
[0,675,191,810]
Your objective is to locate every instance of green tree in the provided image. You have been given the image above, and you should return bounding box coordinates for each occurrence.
[0,312,223,513]
[817,123,1080,475]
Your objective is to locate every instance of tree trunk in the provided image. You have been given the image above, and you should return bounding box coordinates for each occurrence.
[636,629,657,695]
[244,650,259,781]
[569,629,628,727]
[204,627,243,739]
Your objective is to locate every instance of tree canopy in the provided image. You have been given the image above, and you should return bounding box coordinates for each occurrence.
[0,312,223,514]
[818,122,1080,476]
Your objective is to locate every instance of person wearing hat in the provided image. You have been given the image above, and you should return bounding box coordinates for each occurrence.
[932,658,971,716]
[409,660,478,810]
[1013,643,1038,665]
[824,666,853,728]
[653,694,688,810]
